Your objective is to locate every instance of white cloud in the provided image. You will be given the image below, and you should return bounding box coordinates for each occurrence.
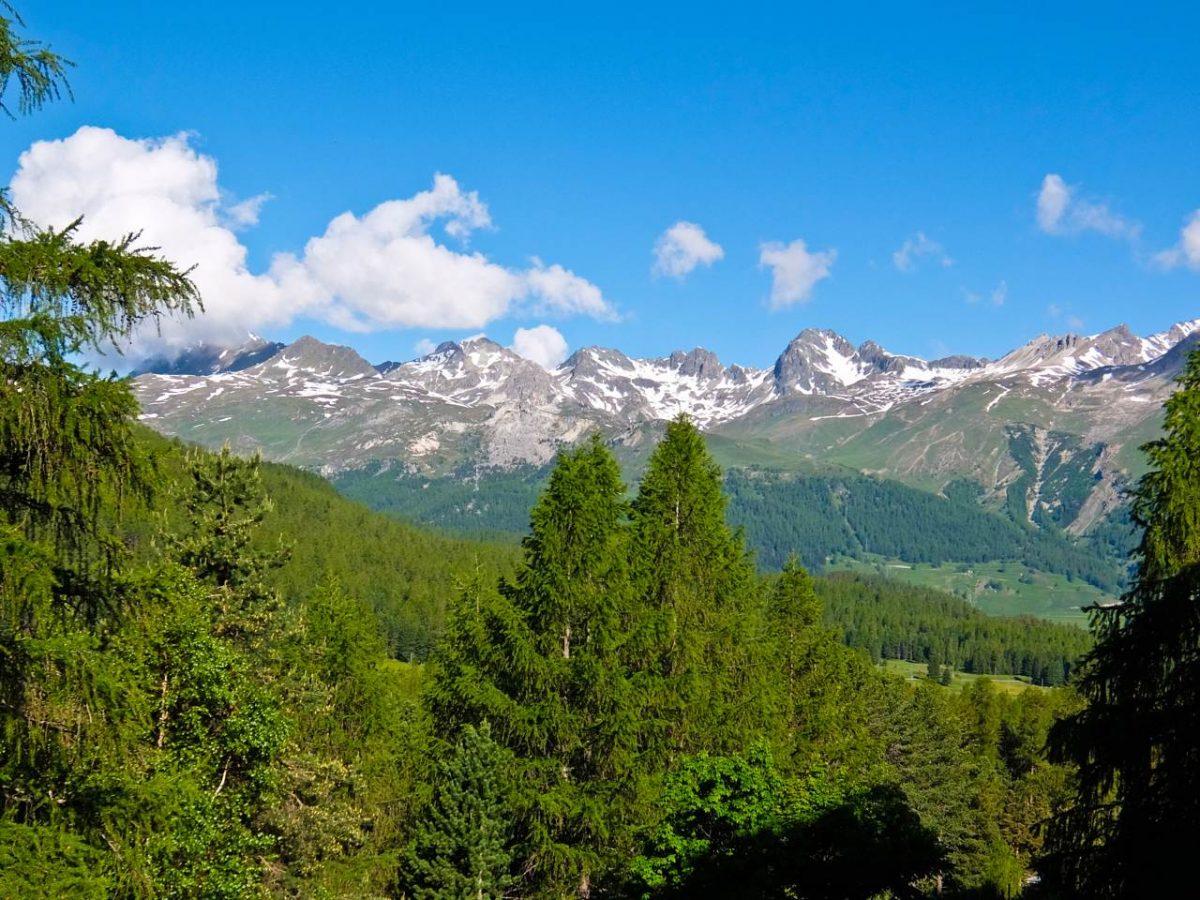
[652,221,724,279]
[892,231,953,272]
[1154,210,1200,270]
[1066,314,1085,331]
[1036,174,1139,240]
[9,127,614,357]
[523,259,614,320]
[224,192,271,229]
[510,324,568,370]
[758,239,836,308]
[413,337,437,357]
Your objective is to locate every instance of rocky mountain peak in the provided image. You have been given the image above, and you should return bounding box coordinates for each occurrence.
[929,354,985,371]
[773,328,865,394]
[135,334,285,376]
[666,347,724,379]
[855,340,915,375]
[560,346,633,379]
[261,336,378,381]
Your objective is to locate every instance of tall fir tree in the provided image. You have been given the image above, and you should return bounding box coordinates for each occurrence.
[426,434,643,897]
[1044,347,1200,897]
[627,415,762,763]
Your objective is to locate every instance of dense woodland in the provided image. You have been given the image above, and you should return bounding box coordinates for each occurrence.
[3,9,1200,899]
[335,458,1128,595]
[724,471,1125,592]
[815,575,1091,686]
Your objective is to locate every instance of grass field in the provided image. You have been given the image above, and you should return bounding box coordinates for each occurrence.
[826,555,1105,627]
[879,658,1042,695]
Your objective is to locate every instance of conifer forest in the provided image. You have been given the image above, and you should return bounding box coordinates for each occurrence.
[3,7,1200,899]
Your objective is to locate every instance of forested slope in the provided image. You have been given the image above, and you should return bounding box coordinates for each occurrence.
[815,573,1092,685]
[131,429,520,660]
[335,459,1129,600]
[133,429,1089,680]
[726,468,1126,590]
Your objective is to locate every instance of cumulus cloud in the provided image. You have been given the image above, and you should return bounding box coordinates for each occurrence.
[1154,210,1200,270]
[510,324,569,370]
[652,221,724,279]
[224,192,272,229]
[413,337,437,357]
[758,238,836,308]
[9,127,613,357]
[892,231,953,272]
[1036,174,1139,240]
[523,259,613,320]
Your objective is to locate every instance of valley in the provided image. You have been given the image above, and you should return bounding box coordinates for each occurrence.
[131,318,1190,621]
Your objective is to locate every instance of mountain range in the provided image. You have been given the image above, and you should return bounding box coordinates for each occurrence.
[133,318,1200,542]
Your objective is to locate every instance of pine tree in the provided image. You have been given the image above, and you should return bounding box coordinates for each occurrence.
[0,7,198,887]
[170,445,288,648]
[764,557,878,775]
[628,415,762,762]
[399,723,515,900]
[1044,348,1200,897]
[426,434,643,896]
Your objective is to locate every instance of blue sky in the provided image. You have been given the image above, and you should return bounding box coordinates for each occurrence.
[4,1,1199,368]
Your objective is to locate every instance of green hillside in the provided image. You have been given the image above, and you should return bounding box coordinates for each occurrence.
[724,468,1126,592]
[335,454,1128,624]
[132,429,520,660]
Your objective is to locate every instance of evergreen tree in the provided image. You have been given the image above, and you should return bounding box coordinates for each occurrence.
[170,445,288,648]
[628,415,761,762]
[0,7,198,888]
[1044,348,1200,897]
[426,435,643,896]
[399,723,515,900]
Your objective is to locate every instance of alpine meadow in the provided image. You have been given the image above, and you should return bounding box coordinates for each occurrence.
[3,5,1200,900]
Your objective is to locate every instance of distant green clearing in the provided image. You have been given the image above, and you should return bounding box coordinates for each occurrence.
[879,659,1042,695]
[825,555,1104,626]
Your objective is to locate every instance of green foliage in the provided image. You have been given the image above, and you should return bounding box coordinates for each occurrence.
[0,4,71,118]
[0,821,110,898]
[334,462,545,539]
[761,558,879,773]
[724,468,1124,592]
[427,435,646,894]
[816,573,1092,685]
[1044,348,1200,898]
[398,723,515,900]
[628,746,789,895]
[629,417,763,760]
[129,430,519,661]
[629,746,944,900]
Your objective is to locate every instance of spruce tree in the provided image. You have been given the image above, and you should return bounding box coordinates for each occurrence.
[628,415,761,762]
[0,7,198,886]
[764,556,876,774]
[171,445,288,648]
[426,434,642,896]
[1044,348,1200,897]
[399,723,515,900]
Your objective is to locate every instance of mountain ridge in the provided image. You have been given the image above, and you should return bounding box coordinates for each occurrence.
[133,316,1200,539]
